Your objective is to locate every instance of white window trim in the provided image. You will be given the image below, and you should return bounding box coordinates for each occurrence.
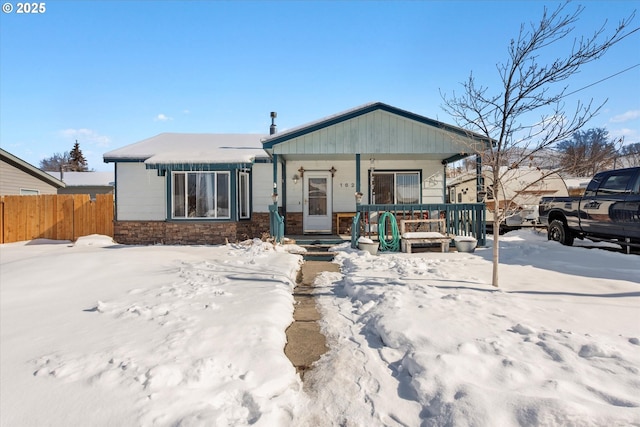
[20,188,40,195]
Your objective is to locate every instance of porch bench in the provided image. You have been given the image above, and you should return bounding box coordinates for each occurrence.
[400,219,452,253]
[336,212,356,234]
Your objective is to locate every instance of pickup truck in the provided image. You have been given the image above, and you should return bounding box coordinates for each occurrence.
[539,166,640,251]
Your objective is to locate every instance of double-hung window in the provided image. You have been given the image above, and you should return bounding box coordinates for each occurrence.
[371,171,420,204]
[172,172,230,219]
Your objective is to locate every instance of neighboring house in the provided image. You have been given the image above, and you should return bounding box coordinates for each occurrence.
[104,102,490,245]
[0,148,65,195]
[448,167,569,227]
[46,171,115,199]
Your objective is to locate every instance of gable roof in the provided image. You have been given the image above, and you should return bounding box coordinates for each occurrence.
[103,133,268,165]
[262,102,493,150]
[1,148,65,188]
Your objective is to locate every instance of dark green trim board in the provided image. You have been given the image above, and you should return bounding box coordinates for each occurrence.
[272,153,278,196]
[355,154,361,193]
[281,160,287,227]
[114,163,119,220]
[442,153,472,164]
[165,170,240,221]
[254,157,272,164]
[367,169,423,204]
[262,102,494,149]
[103,157,148,163]
[146,163,254,172]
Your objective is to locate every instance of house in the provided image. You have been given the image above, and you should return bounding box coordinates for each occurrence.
[448,167,569,228]
[46,171,115,199]
[0,148,65,195]
[104,102,490,245]
[103,133,270,244]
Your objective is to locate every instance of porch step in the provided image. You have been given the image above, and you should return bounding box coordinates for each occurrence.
[301,251,338,262]
[300,244,336,252]
[293,238,346,246]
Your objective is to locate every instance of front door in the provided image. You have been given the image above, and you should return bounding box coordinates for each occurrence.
[303,172,332,233]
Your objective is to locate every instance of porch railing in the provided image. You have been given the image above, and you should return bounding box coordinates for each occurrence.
[351,203,486,249]
[268,204,284,243]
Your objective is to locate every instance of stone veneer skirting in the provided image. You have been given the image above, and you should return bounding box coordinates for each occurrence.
[114,213,271,245]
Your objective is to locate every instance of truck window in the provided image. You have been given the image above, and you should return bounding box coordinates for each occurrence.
[632,172,640,195]
[596,170,635,195]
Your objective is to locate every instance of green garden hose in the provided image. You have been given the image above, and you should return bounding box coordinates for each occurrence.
[378,212,400,252]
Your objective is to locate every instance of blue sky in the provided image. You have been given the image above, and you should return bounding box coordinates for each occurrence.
[1,1,638,172]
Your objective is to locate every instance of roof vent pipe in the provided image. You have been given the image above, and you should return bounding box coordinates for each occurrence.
[270,112,277,135]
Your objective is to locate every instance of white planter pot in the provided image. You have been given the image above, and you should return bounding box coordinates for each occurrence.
[358,242,379,255]
[454,237,477,253]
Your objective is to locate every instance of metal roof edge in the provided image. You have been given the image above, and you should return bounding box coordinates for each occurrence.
[103,157,149,164]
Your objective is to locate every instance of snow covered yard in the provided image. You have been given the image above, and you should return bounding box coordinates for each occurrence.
[1,230,639,426]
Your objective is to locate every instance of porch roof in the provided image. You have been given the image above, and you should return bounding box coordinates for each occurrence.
[262,102,492,162]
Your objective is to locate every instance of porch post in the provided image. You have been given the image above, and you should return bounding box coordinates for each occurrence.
[272,153,278,201]
[355,154,361,195]
[442,161,447,203]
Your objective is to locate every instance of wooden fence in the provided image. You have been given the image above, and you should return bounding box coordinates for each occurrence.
[0,194,113,244]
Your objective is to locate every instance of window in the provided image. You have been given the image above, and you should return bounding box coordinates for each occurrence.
[371,172,420,204]
[20,189,39,195]
[596,170,635,195]
[172,172,230,219]
[238,171,250,219]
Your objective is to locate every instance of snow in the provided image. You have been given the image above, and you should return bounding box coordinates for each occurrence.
[46,171,115,187]
[1,231,639,426]
[102,133,268,164]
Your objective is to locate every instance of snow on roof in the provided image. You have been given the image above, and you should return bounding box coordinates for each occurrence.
[46,171,115,187]
[103,133,269,164]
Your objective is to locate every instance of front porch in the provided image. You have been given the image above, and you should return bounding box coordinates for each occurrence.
[262,102,492,249]
[270,202,486,251]
[350,202,486,249]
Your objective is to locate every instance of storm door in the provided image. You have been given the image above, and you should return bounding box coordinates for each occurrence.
[303,172,332,233]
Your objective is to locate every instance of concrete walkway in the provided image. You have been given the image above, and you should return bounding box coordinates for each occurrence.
[284,260,340,380]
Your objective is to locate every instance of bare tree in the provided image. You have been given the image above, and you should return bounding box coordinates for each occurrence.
[618,142,640,168]
[39,152,71,171]
[557,128,618,176]
[441,2,637,287]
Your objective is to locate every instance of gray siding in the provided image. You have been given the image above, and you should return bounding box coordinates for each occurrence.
[272,110,472,157]
[0,159,59,195]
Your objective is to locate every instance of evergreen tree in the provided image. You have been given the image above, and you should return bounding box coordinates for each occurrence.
[69,140,88,171]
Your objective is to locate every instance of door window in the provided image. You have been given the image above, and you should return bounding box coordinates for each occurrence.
[308,178,327,215]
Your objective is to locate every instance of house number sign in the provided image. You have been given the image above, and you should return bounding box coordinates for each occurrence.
[339,182,356,188]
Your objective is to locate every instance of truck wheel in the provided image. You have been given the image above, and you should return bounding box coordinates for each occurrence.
[548,220,574,246]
